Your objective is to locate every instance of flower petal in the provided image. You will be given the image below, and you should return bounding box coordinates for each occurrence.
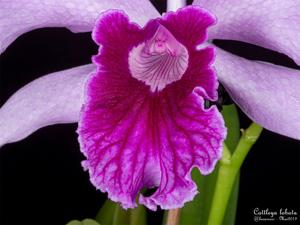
[138,91,226,210]
[78,9,226,210]
[0,64,95,147]
[160,6,215,49]
[193,0,300,65]
[0,0,159,54]
[215,48,300,140]
[78,79,226,210]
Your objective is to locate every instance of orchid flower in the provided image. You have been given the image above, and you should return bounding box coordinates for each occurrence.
[0,0,300,212]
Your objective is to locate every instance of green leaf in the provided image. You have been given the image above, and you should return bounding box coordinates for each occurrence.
[220,104,240,225]
[162,209,168,225]
[95,199,116,225]
[113,205,130,225]
[66,220,82,225]
[82,219,101,225]
[66,219,100,225]
[130,205,146,225]
[95,199,146,225]
[222,104,240,151]
[222,173,239,225]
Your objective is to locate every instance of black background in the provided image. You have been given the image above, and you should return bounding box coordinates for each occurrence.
[0,1,299,225]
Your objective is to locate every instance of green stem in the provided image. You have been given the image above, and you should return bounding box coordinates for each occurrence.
[95,200,115,225]
[231,123,263,169]
[166,209,181,225]
[207,123,263,225]
[222,105,240,151]
[113,205,130,225]
[130,205,146,225]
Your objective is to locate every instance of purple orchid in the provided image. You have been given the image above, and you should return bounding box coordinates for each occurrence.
[77,7,226,210]
[0,0,300,211]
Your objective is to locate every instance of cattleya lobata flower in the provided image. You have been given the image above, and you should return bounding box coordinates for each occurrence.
[0,0,300,210]
[77,6,227,210]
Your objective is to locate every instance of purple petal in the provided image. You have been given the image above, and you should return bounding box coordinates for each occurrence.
[0,0,159,54]
[159,6,216,49]
[138,91,226,210]
[0,64,95,147]
[193,0,300,65]
[215,48,300,140]
[78,9,226,210]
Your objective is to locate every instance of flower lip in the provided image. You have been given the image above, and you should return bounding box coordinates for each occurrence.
[129,23,189,92]
[79,6,225,211]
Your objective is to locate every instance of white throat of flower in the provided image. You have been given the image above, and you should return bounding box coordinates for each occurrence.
[167,0,186,11]
[129,25,189,92]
